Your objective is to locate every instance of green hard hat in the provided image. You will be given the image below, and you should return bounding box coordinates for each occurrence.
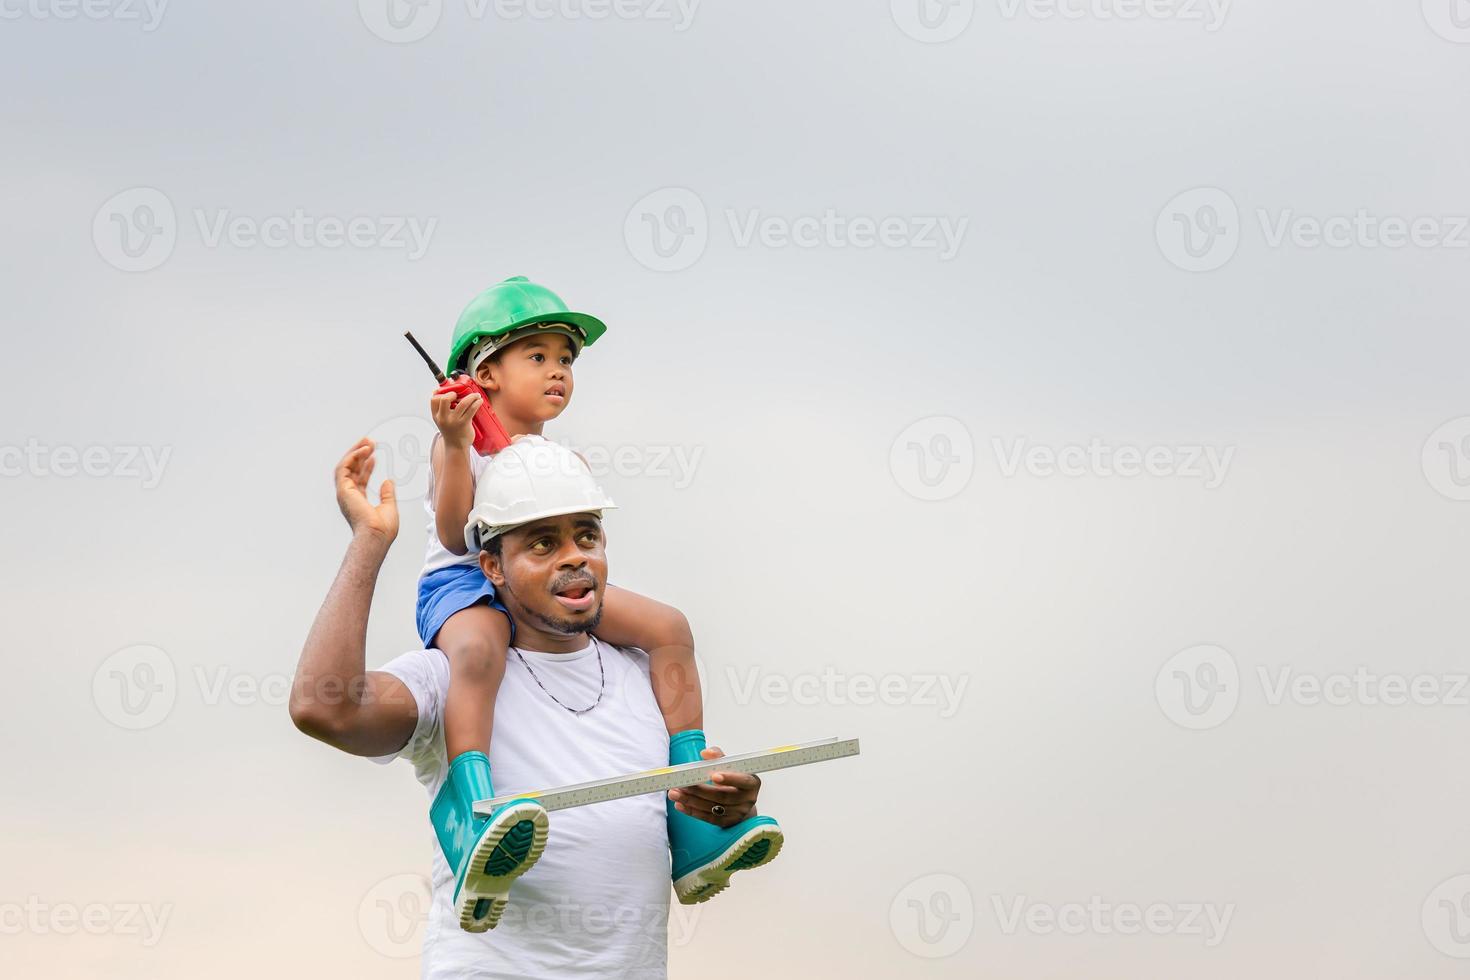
[448,276,608,373]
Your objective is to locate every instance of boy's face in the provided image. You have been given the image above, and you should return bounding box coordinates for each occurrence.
[474,330,577,423]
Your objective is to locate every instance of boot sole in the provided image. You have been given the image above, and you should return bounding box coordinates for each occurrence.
[673,823,784,905]
[456,801,550,932]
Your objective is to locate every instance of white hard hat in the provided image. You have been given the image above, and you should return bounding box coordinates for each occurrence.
[464,435,617,552]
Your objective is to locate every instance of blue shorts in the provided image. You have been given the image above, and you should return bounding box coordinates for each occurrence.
[415,563,511,649]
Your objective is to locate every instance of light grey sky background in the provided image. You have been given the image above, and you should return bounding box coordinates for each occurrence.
[4,1,1470,976]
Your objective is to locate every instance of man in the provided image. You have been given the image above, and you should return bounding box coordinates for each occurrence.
[289,436,769,978]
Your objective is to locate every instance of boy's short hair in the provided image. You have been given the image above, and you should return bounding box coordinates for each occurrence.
[466,323,582,378]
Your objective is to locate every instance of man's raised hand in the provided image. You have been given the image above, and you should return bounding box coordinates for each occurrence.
[335,438,399,544]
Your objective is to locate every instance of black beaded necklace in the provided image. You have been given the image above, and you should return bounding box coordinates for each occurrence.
[512,638,604,716]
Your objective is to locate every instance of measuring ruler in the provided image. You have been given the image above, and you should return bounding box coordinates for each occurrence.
[475,737,861,815]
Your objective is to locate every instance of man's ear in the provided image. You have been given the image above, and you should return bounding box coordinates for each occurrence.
[478,549,505,587]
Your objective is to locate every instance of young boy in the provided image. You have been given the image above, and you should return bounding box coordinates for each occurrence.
[419,276,783,932]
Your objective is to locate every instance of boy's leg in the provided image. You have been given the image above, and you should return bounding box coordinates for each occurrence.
[431,605,548,932]
[594,587,782,904]
[439,605,512,758]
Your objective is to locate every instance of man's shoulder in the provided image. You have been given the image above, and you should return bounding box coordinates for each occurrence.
[597,638,652,668]
[376,648,450,696]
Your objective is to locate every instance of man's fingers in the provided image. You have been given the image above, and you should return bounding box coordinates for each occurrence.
[670,783,740,803]
[337,440,372,479]
[709,770,760,791]
[672,795,751,826]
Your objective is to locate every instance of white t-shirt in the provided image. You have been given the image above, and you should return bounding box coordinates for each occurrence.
[421,436,495,575]
[373,637,672,979]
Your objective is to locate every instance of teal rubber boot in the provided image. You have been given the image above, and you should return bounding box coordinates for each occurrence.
[430,751,549,932]
[666,730,784,905]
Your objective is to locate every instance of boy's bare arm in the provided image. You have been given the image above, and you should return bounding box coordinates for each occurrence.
[430,387,481,554]
[431,434,475,555]
[289,439,420,757]
[597,586,701,732]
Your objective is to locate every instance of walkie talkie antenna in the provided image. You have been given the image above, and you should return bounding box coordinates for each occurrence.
[403,331,448,384]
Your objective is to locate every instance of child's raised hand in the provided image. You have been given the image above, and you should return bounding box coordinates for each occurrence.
[430,385,481,449]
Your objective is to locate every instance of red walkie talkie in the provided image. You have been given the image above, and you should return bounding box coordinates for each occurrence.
[404,331,512,456]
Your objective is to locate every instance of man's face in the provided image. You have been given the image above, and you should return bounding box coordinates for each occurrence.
[480,512,608,636]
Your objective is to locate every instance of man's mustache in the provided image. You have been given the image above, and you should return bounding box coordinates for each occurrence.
[548,570,599,594]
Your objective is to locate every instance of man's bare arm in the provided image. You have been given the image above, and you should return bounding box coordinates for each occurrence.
[289,438,419,758]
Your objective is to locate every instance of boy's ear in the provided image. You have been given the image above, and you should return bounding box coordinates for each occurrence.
[475,359,498,391]
[478,550,505,587]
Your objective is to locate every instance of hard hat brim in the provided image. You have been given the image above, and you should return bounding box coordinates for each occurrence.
[466,501,618,552]
[451,311,607,373]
